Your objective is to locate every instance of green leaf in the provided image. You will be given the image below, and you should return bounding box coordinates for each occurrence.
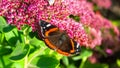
[112,20,120,27]
[62,56,69,66]
[0,17,15,32]
[0,44,12,55]
[0,16,7,32]
[4,28,23,45]
[67,64,76,68]
[0,55,14,68]
[72,47,93,60]
[0,16,7,24]
[12,60,24,68]
[43,48,63,60]
[3,25,15,33]
[36,55,59,68]
[10,42,30,61]
[83,61,109,68]
[117,59,120,67]
[0,32,4,44]
[29,37,45,48]
[29,31,38,38]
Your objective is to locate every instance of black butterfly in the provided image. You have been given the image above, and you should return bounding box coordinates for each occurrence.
[37,20,80,56]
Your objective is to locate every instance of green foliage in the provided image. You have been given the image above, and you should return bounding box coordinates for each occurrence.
[117,59,120,67]
[0,16,119,68]
[0,16,7,32]
[36,55,59,68]
[84,61,109,68]
[112,20,120,27]
[72,47,93,60]
[10,42,30,61]
[0,16,60,68]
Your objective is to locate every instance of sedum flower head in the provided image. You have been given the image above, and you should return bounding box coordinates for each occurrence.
[0,0,118,48]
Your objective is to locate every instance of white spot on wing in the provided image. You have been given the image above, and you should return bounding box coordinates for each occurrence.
[76,43,80,53]
[41,27,45,37]
[76,43,79,48]
[46,24,51,27]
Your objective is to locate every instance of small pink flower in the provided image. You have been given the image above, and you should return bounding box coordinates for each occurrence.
[105,48,113,55]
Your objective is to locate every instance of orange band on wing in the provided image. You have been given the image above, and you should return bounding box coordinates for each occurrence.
[44,39,56,49]
[70,39,75,53]
[45,38,71,56]
[44,27,75,56]
[45,28,58,36]
[57,40,75,56]
[57,49,70,56]
[44,27,58,49]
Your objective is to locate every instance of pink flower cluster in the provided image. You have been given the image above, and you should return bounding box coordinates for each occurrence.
[0,0,48,29]
[0,0,117,48]
[92,0,111,9]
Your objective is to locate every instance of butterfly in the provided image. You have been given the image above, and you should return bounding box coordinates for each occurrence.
[37,20,80,56]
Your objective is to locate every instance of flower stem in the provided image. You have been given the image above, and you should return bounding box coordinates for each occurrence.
[0,56,5,68]
[23,27,30,68]
[24,56,28,68]
[27,47,47,66]
[79,57,87,68]
[0,33,4,44]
